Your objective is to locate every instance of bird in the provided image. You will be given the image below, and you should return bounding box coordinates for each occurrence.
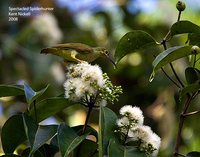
[41,43,116,67]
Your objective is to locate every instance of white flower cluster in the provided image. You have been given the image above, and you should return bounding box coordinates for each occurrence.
[117,105,161,157]
[63,62,105,105]
[31,13,63,45]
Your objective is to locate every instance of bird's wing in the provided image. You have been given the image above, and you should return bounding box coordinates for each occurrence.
[52,43,93,54]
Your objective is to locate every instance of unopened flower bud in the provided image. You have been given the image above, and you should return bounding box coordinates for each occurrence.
[176,1,186,11]
[191,45,200,54]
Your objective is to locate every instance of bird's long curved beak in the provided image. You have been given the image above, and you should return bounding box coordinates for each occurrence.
[105,54,117,68]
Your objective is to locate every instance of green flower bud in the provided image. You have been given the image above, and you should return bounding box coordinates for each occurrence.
[191,45,200,54]
[176,1,186,11]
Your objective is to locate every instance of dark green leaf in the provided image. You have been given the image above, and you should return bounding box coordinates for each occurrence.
[73,125,98,140]
[22,114,58,155]
[50,135,58,147]
[21,144,59,157]
[108,139,146,157]
[58,123,89,157]
[188,33,200,47]
[29,97,76,122]
[115,30,157,63]
[1,114,26,154]
[150,46,193,82]
[186,151,200,157]
[74,140,98,157]
[180,79,200,97]
[22,113,38,148]
[0,85,24,97]
[99,106,118,156]
[171,21,200,36]
[24,83,49,105]
[185,67,200,84]
[40,144,59,157]
[31,125,58,154]
[24,83,36,104]
[21,147,44,157]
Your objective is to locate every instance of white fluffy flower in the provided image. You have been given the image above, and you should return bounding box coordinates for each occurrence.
[149,133,161,157]
[81,64,104,87]
[67,62,104,86]
[132,125,161,156]
[116,105,161,156]
[31,12,62,45]
[119,105,144,125]
[64,63,105,102]
[132,125,153,141]
[117,117,130,127]
[98,99,107,106]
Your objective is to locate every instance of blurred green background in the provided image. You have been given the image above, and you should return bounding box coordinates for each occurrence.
[0,0,200,156]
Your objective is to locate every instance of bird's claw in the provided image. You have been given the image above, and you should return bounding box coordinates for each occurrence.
[79,60,88,64]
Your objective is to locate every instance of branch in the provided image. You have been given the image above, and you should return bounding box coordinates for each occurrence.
[182,110,200,117]
[161,40,185,88]
[161,67,181,88]
[174,152,186,157]
[153,55,181,88]
[173,95,193,157]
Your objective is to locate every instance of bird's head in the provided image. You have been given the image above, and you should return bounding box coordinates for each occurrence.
[96,47,116,68]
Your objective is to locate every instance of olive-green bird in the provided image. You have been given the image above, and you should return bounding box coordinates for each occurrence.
[41,43,116,66]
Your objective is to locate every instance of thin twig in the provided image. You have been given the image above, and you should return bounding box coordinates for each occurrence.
[161,40,185,88]
[174,152,186,157]
[160,5,185,89]
[173,95,193,157]
[33,100,37,122]
[182,110,200,117]
[123,124,131,145]
[153,54,181,88]
[169,63,185,88]
[82,105,93,134]
[193,54,197,67]
[89,149,98,157]
[161,67,181,88]
[163,30,171,42]
[177,11,182,22]
[77,101,94,157]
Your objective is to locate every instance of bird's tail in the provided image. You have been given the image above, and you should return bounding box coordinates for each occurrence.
[40,48,58,55]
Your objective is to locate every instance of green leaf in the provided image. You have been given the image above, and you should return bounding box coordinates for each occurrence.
[186,151,200,157]
[21,148,43,157]
[0,155,21,157]
[29,97,75,122]
[0,85,24,97]
[24,83,36,104]
[24,83,49,105]
[180,79,200,97]
[74,140,98,157]
[58,123,89,157]
[1,114,26,154]
[185,67,200,84]
[31,125,58,154]
[22,114,58,155]
[108,139,146,157]
[99,106,118,156]
[22,113,38,148]
[73,125,98,140]
[188,33,200,47]
[21,144,59,157]
[171,21,200,36]
[150,46,193,82]
[115,30,157,63]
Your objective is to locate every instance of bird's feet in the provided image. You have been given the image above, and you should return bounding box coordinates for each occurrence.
[79,60,88,64]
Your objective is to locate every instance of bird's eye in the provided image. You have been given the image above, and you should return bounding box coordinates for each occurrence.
[104,50,109,55]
